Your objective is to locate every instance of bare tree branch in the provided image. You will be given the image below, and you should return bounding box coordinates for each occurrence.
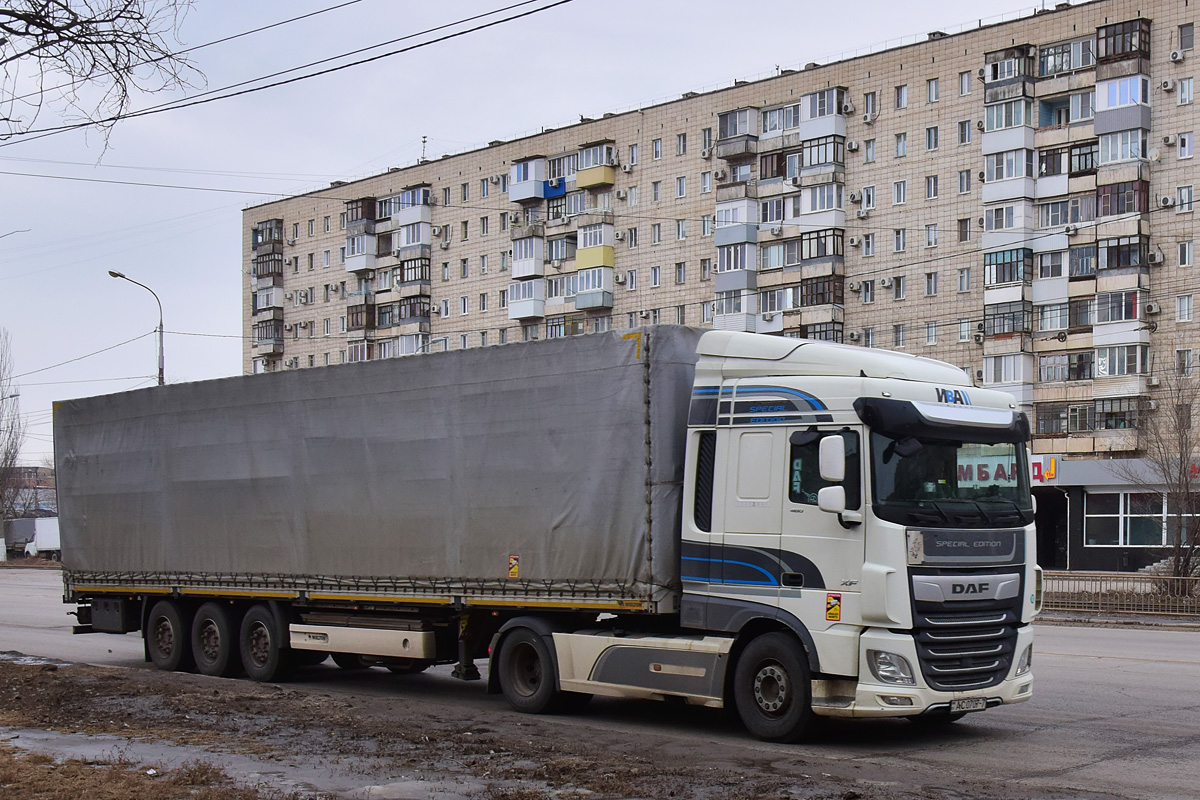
[0,0,200,140]
[0,327,26,520]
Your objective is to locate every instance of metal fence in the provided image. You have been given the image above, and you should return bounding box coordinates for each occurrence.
[1043,571,1200,616]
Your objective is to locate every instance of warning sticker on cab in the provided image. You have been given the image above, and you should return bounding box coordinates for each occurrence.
[826,593,842,621]
[508,555,520,579]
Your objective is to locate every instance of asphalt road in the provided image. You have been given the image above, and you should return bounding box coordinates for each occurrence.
[3,567,1199,800]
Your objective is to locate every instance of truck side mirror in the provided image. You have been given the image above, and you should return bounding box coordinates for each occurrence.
[817,486,846,515]
[819,435,845,483]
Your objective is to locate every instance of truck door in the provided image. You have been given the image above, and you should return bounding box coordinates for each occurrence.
[779,428,865,620]
[718,427,785,607]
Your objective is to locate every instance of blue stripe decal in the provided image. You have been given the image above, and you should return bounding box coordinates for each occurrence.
[735,386,827,411]
[680,557,778,586]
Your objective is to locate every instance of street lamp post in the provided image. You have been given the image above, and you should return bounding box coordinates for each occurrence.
[108,271,164,386]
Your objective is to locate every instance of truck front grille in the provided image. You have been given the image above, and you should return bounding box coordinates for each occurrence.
[912,608,1019,691]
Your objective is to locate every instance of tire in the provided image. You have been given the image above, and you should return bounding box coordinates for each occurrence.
[732,632,814,743]
[239,604,291,682]
[191,602,242,678]
[332,652,371,670]
[146,600,194,672]
[385,658,431,675]
[497,627,562,714]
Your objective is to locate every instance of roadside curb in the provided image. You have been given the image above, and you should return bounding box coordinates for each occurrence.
[1035,614,1200,633]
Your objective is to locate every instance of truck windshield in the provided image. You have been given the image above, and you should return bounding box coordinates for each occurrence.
[869,432,1033,528]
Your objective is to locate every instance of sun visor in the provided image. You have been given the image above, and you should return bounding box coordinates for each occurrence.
[853,397,1030,444]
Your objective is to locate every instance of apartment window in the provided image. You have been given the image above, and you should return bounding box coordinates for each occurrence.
[307,219,315,237]
[1180,78,1194,105]
[439,300,448,318]
[1095,345,1149,377]
[863,139,875,163]
[926,321,937,344]
[651,265,661,287]
[925,271,938,294]
[958,218,972,243]
[651,181,662,202]
[959,320,971,341]
[893,229,906,252]
[862,233,875,257]
[477,292,488,312]
[1180,133,1194,159]
[1098,236,1147,269]
[1069,297,1095,328]
[984,300,1032,335]
[479,216,489,236]
[675,262,686,284]
[1039,252,1064,278]
[460,183,469,202]
[701,215,713,236]
[1179,185,1195,213]
[958,120,972,145]
[675,176,686,198]
[701,258,712,281]
[863,328,875,348]
[1095,290,1140,323]
[1178,294,1194,322]
[892,180,907,205]
[861,280,875,303]
[985,248,1032,285]
[985,206,1015,231]
[652,138,662,160]
[714,290,742,315]
[925,126,939,151]
[924,78,939,104]
[925,225,938,248]
[1099,129,1147,164]
[895,84,908,108]
[480,254,489,275]
[1182,23,1195,50]
[1070,91,1096,121]
[925,175,938,199]
[985,99,1032,131]
[701,127,713,150]
[1178,349,1195,376]
[761,198,785,223]
[893,323,906,347]
[861,185,876,210]
[958,169,971,194]
[985,354,1021,384]
[629,143,639,165]
[479,178,490,198]
[1070,141,1099,174]
[1181,241,1194,267]
[892,275,906,300]
[863,91,876,115]
[1037,303,1069,331]
[460,220,469,240]
[460,258,469,278]
[676,133,687,155]
[1040,37,1096,75]
[624,186,638,207]
[676,220,687,240]
[959,71,972,96]
[322,250,330,267]
[623,268,637,290]
[1099,75,1149,110]
[958,267,971,292]
[895,133,907,157]
[701,172,712,193]
[985,149,1034,181]
[626,227,639,248]
[808,183,842,212]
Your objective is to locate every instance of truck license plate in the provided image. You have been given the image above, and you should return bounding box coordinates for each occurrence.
[950,698,987,713]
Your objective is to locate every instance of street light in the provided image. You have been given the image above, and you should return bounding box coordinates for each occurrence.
[108,270,164,386]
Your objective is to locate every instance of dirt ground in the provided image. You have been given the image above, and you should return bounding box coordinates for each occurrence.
[0,655,996,800]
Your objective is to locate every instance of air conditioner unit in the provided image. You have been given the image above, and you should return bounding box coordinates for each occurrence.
[975,369,984,382]
[856,209,869,220]
[613,273,626,284]
[770,225,783,236]
[1162,79,1177,92]
[1159,196,1176,209]
[430,306,441,315]
[1148,375,1161,386]
[977,216,985,228]
[432,225,443,238]
[639,310,650,320]
[427,195,437,205]
[440,241,451,250]
[284,324,293,331]
[978,67,987,78]
[1148,251,1165,264]
[848,331,861,341]
[1145,301,1161,315]
[847,280,862,291]
[285,358,299,368]
[846,140,860,152]
[614,230,625,240]
[841,101,856,115]
[1171,49,1186,62]
[615,189,627,199]
[1164,134,1179,146]
[700,148,712,160]
[976,322,986,332]
[761,312,776,321]
[978,170,986,182]
[490,174,501,184]
[1064,224,1079,236]
[789,176,802,187]
[548,178,561,188]
[714,169,727,181]
[862,113,876,125]
[976,119,985,131]
[284,292,294,300]
[849,191,861,203]
[621,164,634,173]
[509,212,522,224]
[973,332,985,344]
[848,236,862,247]
[606,156,619,167]
[551,259,563,269]
[879,277,893,288]
[1147,399,1159,410]
[286,238,297,246]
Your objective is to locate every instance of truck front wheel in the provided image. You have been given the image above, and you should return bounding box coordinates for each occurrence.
[497,627,561,713]
[733,632,814,742]
[191,602,241,678]
[239,605,290,682]
[146,600,194,672]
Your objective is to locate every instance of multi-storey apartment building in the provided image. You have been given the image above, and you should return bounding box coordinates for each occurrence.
[243,0,1198,572]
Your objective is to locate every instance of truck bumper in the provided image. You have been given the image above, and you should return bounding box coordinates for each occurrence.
[812,625,1034,719]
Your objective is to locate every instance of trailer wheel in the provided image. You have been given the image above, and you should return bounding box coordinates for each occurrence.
[239,605,290,682]
[331,652,370,670]
[146,600,194,672]
[386,658,431,675]
[497,627,562,713]
[733,632,814,742]
[191,602,242,678]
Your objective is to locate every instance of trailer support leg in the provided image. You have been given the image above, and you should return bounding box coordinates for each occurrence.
[451,615,481,681]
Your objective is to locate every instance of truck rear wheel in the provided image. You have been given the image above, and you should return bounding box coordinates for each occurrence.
[191,602,241,678]
[331,652,370,670]
[146,600,194,672]
[497,627,562,713]
[733,632,814,742]
[239,604,290,682]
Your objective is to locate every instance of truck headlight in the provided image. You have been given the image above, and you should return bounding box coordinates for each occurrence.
[867,650,916,685]
[1015,644,1033,676]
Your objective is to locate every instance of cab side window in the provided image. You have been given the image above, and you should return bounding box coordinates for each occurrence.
[788,431,861,509]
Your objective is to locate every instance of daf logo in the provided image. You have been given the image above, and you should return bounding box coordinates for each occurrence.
[951,582,991,595]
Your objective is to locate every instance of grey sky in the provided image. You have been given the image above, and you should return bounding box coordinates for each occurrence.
[1,0,1053,464]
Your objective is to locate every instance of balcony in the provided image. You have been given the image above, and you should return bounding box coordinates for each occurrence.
[509,297,545,320]
[345,252,376,273]
[511,222,545,240]
[713,313,757,333]
[716,135,757,161]
[575,267,614,310]
[716,181,757,202]
[576,245,614,269]
[251,338,284,355]
[576,164,616,189]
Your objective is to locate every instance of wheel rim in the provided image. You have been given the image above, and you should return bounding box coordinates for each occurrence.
[197,619,221,663]
[508,641,542,697]
[247,622,271,667]
[153,616,175,658]
[752,661,790,716]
